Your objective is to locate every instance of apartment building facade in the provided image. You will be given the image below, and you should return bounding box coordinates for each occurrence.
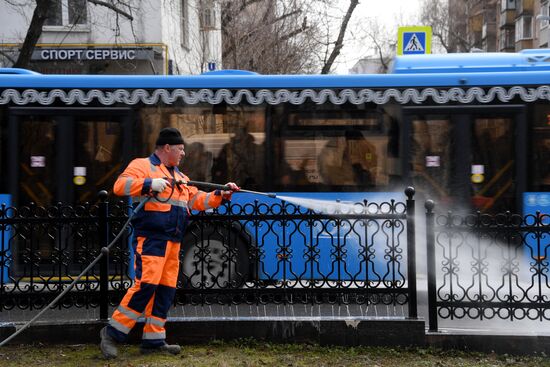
[0,0,221,75]
[459,0,550,52]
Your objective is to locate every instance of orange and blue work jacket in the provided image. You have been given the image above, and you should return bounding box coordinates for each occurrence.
[113,153,223,241]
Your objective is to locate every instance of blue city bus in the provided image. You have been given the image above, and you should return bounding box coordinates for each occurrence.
[0,50,549,282]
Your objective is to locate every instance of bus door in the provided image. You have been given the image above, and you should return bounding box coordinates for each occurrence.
[403,106,527,213]
[8,107,133,206]
[7,107,133,276]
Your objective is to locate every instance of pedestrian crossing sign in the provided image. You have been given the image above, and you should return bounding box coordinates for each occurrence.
[397,26,432,55]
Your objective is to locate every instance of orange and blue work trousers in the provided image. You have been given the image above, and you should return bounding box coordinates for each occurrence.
[106,236,180,347]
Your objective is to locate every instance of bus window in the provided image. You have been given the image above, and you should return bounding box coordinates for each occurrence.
[139,105,266,189]
[73,120,123,203]
[470,117,515,212]
[19,117,56,206]
[533,105,550,191]
[410,117,452,204]
[273,105,397,191]
[533,137,550,190]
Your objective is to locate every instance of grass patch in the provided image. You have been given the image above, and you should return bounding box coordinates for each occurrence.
[1,341,550,367]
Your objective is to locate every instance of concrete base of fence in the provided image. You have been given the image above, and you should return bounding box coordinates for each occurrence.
[4,319,550,355]
[0,317,425,347]
[163,317,425,347]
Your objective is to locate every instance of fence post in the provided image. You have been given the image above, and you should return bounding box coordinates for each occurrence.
[98,190,109,321]
[405,187,417,318]
[0,203,5,309]
[425,200,438,332]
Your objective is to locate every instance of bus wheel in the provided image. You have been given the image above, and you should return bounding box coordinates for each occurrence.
[180,226,249,289]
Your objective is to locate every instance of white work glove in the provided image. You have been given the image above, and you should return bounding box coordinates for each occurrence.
[151,178,169,193]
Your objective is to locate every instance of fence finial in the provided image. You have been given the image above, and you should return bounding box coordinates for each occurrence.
[97,190,108,201]
[405,186,415,199]
[425,200,435,212]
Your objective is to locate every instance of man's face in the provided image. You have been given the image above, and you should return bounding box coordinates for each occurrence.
[167,144,185,167]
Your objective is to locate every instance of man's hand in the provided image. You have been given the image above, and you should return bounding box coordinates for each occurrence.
[222,182,240,200]
[151,178,170,193]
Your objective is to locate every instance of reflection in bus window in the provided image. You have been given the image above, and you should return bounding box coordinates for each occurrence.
[212,125,265,189]
[317,135,378,187]
[534,138,550,190]
[74,120,123,203]
[185,142,212,182]
[19,118,55,206]
[274,105,398,190]
[410,117,452,204]
[139,106,266,189]
[533,105,550,191]
[471,118,514,212]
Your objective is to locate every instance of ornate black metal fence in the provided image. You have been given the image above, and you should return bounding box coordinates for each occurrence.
[426,201,550,331]
[0,188,417,320]
[0,197,132,316]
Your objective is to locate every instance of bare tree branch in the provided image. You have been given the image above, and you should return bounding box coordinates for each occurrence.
[13,0,49,68]
[223,9,303,60]
[368,33,389,73]
[0,49,16,65]
[320,0,358,74]
[419,0,474,53]
[88,0,134,21]
[221,0,263,32]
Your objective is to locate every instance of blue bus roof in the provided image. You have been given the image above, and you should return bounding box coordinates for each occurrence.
[1,50,550,89]
[391,49,550,73]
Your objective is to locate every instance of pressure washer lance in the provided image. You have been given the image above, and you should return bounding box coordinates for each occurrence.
[183,179,278,199]
[0,182,276,347]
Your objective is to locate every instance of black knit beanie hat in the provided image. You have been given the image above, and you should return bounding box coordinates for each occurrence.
[156,127,184,146]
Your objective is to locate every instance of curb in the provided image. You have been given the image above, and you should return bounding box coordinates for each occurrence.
[0,317,425,347]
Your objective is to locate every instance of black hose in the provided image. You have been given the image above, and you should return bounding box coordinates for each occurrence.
[0,180,276,346]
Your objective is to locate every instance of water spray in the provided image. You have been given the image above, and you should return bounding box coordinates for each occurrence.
[184,180,366,214]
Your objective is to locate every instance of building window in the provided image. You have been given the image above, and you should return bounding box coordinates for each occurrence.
[500,28,515,49]
[201,8,216,29]
[541,2,550,29]
[515,15,533,40]
[181,0,189,48]
[200,1,216,30]
[45,0,87,26]
[501,0,516,11]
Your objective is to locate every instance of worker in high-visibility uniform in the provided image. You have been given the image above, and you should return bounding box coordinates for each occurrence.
[100,127,239,359]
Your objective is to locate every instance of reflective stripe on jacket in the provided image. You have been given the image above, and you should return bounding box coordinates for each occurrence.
[113,153,223,241]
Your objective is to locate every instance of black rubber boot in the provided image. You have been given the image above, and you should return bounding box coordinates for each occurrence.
[140,342,181,355]
[99,326,118,359]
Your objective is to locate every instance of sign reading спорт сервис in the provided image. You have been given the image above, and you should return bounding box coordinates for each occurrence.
[31,48,154,61]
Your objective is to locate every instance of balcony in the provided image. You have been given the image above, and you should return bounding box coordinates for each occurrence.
[500,9,516,27]
[518,0,534,15]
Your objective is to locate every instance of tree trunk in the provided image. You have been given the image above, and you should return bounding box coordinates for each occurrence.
[13,0,50,69]
[320,0,358,74]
